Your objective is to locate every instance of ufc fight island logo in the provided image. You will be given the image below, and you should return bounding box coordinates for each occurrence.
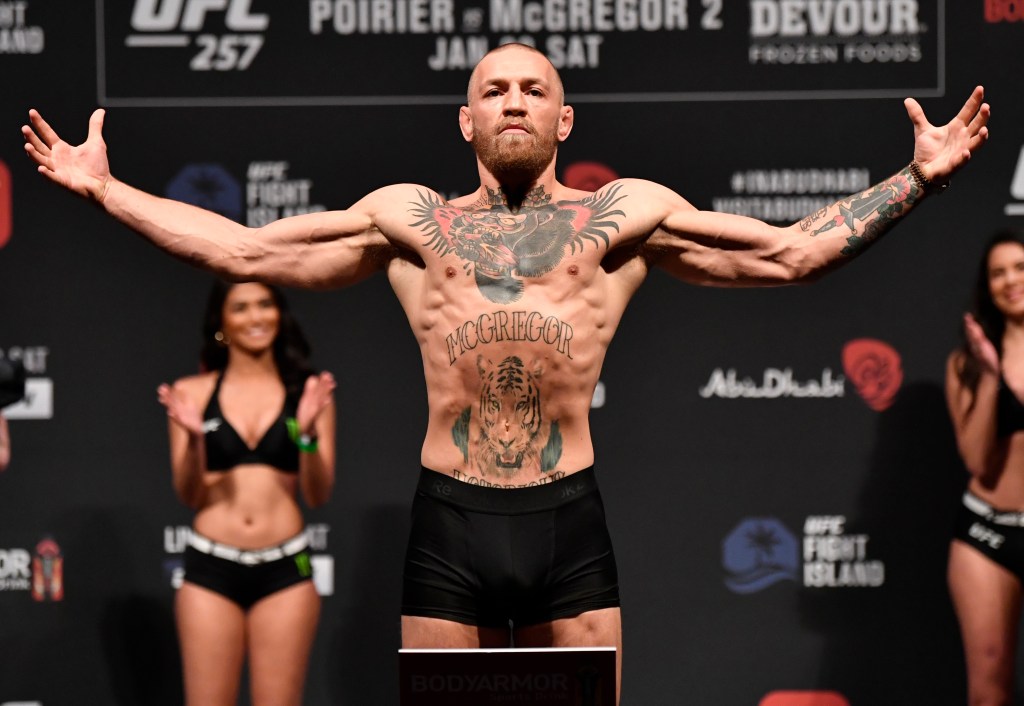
[123,0,267,70]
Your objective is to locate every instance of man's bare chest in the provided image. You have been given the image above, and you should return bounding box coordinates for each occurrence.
[404,185,628,305]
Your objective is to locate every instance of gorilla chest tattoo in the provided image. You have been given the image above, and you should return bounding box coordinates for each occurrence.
[410,184,626,304]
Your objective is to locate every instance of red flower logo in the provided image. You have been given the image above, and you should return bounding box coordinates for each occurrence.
[842,338,903,411]
[562,161,619,192]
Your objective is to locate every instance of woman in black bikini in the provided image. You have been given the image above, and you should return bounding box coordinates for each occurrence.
[158,280,336,706]
[947,228,1024,706]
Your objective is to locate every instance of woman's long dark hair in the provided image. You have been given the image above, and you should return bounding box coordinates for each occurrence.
[956,228,1024,403]
[199,280,314,395]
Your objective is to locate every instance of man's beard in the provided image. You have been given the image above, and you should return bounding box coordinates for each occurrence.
[472,120,559,184]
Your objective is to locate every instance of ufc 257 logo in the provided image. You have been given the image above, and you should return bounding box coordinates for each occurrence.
[127,0,268,70]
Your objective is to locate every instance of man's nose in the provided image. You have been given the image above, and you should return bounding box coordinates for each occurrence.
[502,86,527,114]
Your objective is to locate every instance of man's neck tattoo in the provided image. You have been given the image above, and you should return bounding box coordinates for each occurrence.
[472,185,553,212]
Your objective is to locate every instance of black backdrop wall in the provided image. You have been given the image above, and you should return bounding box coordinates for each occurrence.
[2,2,1023,704]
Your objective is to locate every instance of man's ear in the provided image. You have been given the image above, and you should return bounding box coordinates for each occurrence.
[459,106,474,143]
[557,105,574,142]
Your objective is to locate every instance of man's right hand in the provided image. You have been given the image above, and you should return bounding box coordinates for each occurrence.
[22,108,112,203]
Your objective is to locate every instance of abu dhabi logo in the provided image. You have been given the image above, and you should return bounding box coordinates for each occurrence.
[842,338,902,412]
[722,518,799,594]
[1007,145,1024,217]
[699,367,844,399]
[166,163,243,222]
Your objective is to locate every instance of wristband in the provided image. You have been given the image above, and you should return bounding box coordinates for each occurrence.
[286,417,319,453]
[908,160,949,195]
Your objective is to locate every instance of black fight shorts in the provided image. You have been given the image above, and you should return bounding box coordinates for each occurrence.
[182,530,314,610]
[954,490,1024,581]
[401,467,621,628]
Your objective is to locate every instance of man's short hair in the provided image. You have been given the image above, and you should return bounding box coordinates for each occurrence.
[466,43,565,106]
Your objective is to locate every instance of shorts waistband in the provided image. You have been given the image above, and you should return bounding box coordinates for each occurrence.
[187,529,310,566]
[417,466,598,514]
[962,491,1024,527]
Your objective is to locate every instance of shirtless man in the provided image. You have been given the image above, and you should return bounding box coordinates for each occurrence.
[24,43,989,702]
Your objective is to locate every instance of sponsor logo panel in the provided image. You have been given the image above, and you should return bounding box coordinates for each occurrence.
[165,160,327,227]
[0,536,64,600]
[700,366,845,400]
[712,165,871,225]
[722,515,885,594]
[749,0,932,70]
[99,0,942,105]
[698,338,903,411]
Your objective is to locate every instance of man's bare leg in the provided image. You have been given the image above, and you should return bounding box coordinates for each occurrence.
[517,607,622,706]
[402,615,510,648]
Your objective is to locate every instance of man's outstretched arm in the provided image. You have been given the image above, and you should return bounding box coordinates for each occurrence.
[22,108,391,289]
[647,86,991,286]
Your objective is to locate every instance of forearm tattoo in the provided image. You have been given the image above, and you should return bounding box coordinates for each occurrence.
[799,168,922,256]
[409,184,626,303]
[450,355,563,481]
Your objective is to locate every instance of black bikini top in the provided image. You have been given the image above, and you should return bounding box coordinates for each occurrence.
[997,375,1024,438]
[202,372,300,473]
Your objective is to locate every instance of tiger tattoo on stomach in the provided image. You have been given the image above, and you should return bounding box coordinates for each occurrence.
[450,355,564,479]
